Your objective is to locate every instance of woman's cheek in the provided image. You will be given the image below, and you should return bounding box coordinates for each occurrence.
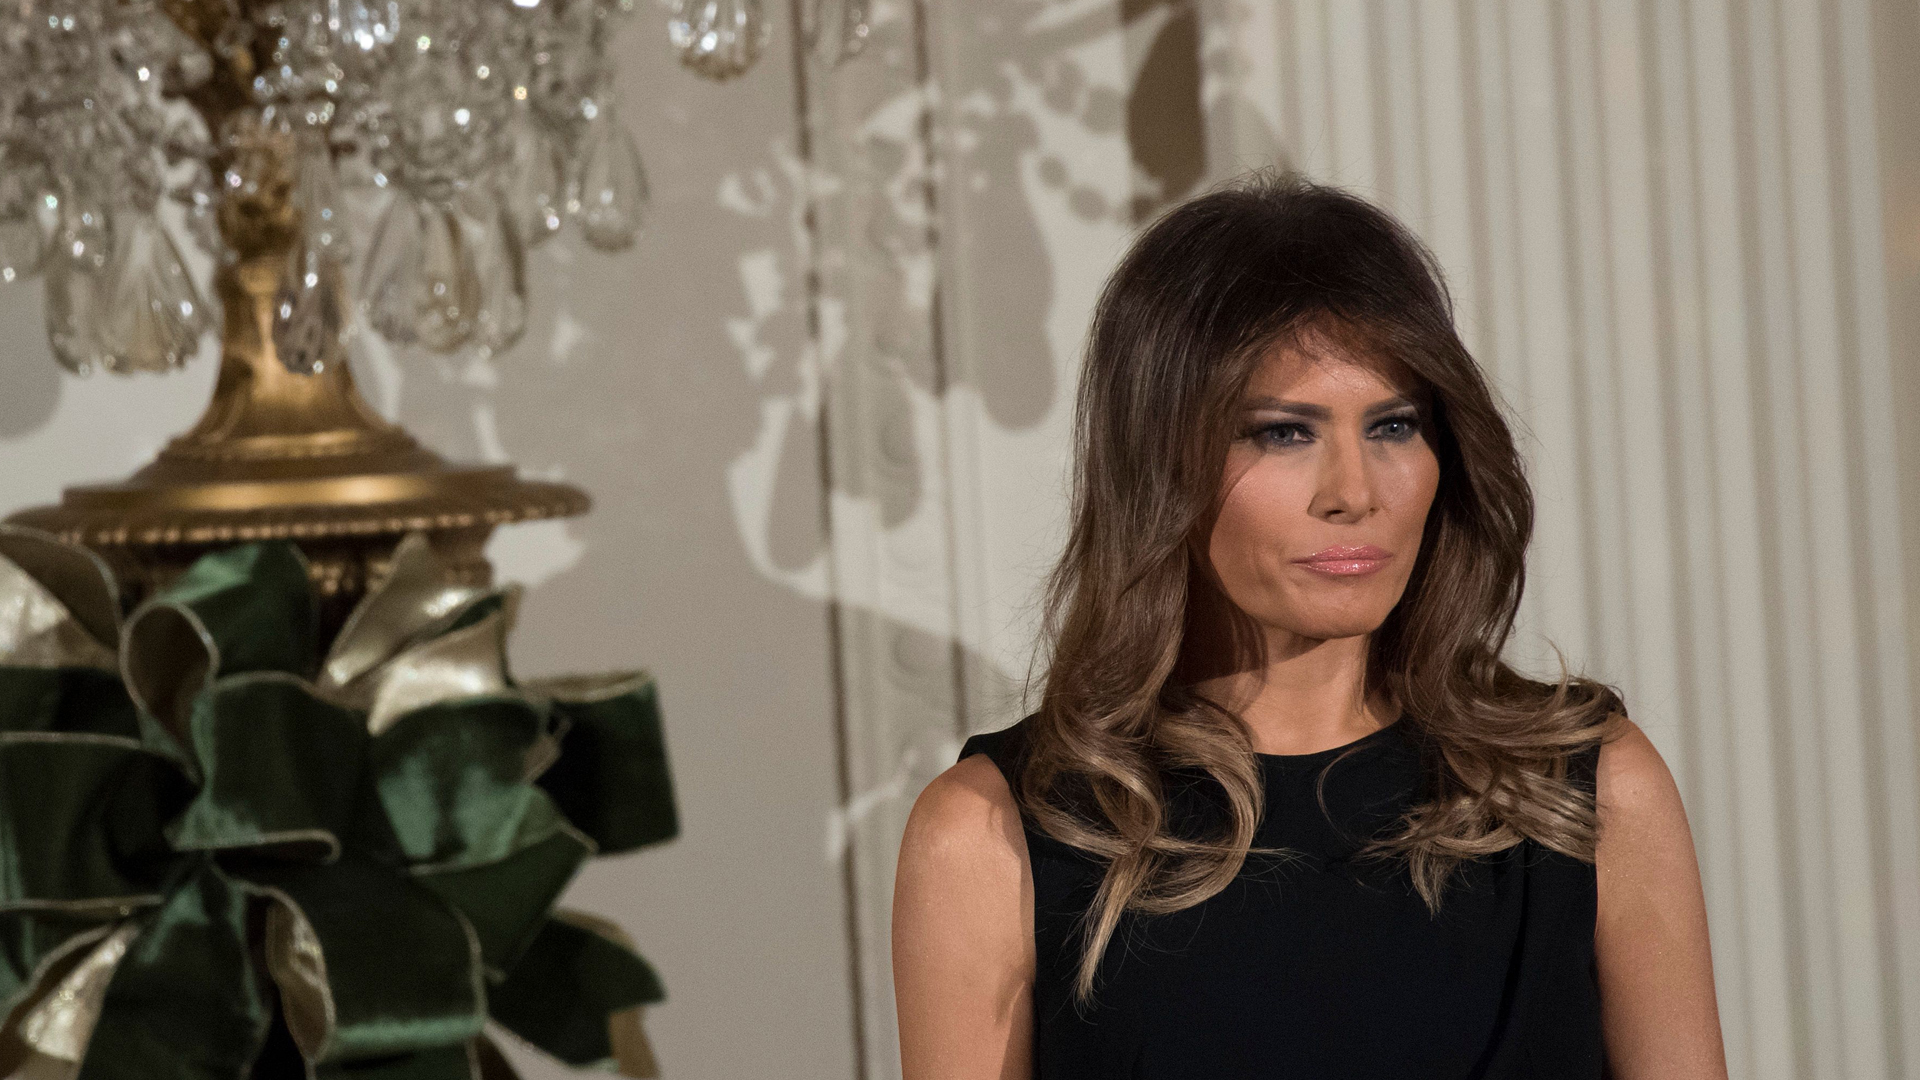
[1377,448,1441,537]
[1211,463,1310,593]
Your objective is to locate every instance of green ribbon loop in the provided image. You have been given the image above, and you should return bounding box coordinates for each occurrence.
[243,857,486,1065]
[75,861,271,1080]
[414,827,592,976]
[0,536,674,1080]
[0,735,186,914]
[165,674,371,864]
[314,1044,479,1080]
[122,543,316,739]
[487,916,664,1068]
[526,675,678,855]
[0,668,140,741]
[370,697,564,870]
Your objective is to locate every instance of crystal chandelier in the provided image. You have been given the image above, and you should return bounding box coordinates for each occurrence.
[0,0,870,615]
[0,0,670,377]
[0,0,871,381]
[664,0,868,81]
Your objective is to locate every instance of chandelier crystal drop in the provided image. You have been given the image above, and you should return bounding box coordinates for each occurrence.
[43,252,113,377]
[573,100,648,252]
[462,187,530,353]
[501,105,568,248]
[272,232,351,376]
[667,0,769,81]
[95,209,212,373]
[361,189,482,352]
[0,0,662,375]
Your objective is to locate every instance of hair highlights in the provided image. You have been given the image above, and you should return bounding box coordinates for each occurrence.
[1018,171,1623,1004]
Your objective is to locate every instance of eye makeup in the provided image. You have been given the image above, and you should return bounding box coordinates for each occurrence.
[1237,408,1424,449]
[1367,410,1422,442]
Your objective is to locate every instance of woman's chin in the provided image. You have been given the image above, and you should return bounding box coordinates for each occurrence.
[1263,613,1390,644]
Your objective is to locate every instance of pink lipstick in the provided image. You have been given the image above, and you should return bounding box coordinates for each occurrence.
[1293,545,1392,576]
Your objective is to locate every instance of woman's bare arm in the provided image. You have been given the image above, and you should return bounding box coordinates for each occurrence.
[1593,716,1729,1079]
[892,754,1035,1080]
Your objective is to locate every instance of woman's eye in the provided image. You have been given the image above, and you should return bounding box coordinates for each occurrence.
[1249,422,1309,448]
[1370,415,1420,441]
[1243,415,1419,448]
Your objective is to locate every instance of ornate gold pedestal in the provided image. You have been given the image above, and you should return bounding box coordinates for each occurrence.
[4,0,586,638]
[6,254,587,632]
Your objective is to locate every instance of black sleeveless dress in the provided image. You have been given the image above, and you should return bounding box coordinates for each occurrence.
[957,715,1604,1079]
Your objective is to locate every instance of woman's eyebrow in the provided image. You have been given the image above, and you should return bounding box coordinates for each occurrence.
[1364,396,1420,416]
[1241,395,1417,419]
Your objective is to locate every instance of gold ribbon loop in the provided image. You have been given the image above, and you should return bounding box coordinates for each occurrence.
[119,603,216,743]
[322,535,486,695]
[262,892,337,1063]
[360,591,521,736]
[0,527,120,668]
[14,921,141,1067]
[0,541,117,673]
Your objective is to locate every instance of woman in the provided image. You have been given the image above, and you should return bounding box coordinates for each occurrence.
[891,173,1726,1079]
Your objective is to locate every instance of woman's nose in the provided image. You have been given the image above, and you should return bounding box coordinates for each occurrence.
[1308,434,1375,521]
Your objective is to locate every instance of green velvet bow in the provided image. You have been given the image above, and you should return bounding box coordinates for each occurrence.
[0,527,677,1080]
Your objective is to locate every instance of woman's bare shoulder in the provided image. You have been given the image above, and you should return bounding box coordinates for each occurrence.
[898,753,1028,877]
[1593,714,1686,829]
[894,754,1037,1079]
[1590,714,1728,1078]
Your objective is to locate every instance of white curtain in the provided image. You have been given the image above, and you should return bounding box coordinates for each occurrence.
[1202,3,1919,1077]
[776,1,1920,1076]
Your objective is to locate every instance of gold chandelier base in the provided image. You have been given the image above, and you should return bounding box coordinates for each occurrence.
[5,255,589,633]
[5,459,589,605]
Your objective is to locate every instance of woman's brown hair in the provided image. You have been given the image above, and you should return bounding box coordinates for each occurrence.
[1019,169,1623,1003]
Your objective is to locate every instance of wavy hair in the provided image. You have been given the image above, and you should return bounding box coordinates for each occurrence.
[1017,170,1624,1004]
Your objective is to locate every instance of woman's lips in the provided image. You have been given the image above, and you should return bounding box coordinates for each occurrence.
[1293,545,1392,576]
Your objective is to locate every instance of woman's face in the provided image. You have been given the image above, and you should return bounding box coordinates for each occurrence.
[1204,329,1442,646]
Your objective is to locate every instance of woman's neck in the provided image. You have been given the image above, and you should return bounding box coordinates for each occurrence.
[1194,631,1391,755]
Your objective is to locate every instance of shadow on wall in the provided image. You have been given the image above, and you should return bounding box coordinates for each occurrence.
[739,0,1220,585]
[1124,0,1207,221]
[828,603,1031,833]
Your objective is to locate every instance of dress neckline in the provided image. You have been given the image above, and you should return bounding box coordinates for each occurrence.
[1253,714,1407,767]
